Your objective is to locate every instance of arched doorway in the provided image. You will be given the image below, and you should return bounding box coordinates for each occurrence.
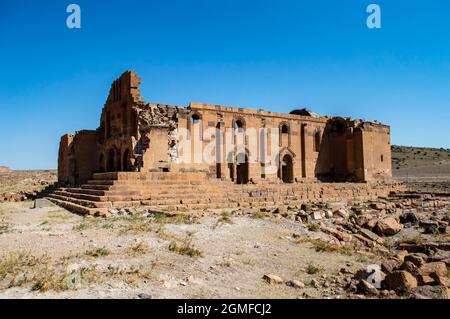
[281,154,293,183]
[228,163,234,181]
[236,154,249,184]
[122,149,130,171]
[116,149,121,172]
[107,149,115,172]
[99,154,105,173]
[216,122,222,178]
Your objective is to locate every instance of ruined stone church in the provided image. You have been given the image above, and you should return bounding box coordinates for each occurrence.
[51,71,395,216]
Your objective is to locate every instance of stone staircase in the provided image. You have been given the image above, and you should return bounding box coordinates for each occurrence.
[46,172,402,217]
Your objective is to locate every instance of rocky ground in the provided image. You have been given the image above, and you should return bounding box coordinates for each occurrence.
[0,169,56,202]
[392,145,450,180]
[0,145,449,299]
[0,190,448,299]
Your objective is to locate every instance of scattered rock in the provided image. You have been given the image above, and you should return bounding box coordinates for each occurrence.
[320,225,352,242]
[370,202,385,210]
[421,221,440,234]
[286,280,305,289]
[409,286,449,299]
[312,211,324,220]
[137,293,152,299]
[381,259,401,274]
[404,253,426,267]
[399,211,418,225]
[382,271,417,292]
[262,274,283,284]
[334,208,349,219]
[365,218,379,230]
[357,279,380,296]
[417,262,447,277]
[374,217,403,236]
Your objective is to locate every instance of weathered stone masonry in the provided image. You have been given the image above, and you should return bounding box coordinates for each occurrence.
[51,71,398,216]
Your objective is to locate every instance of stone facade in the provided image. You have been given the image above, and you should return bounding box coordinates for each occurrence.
[58,71,392,186]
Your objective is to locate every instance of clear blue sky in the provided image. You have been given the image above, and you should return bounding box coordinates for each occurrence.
[1,0,449,169]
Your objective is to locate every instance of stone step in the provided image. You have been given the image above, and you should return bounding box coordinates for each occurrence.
[46,197,108,216]
[54,190,107,202]
[46,193,112,209]
[63,187,141,197]
[92,172,208,181]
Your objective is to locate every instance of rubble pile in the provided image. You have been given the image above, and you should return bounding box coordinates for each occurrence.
[233,189,450,298]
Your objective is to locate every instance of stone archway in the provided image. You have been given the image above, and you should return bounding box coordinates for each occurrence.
[99,154,105,173]
[281,154,294,183]
[122,149,131,171]
[107,149,115,172]
[236,154,249,184]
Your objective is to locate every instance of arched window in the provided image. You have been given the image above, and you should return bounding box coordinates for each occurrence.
[280,122,290,146]
[191,113,201,124]
[190,113,202,140]
[234,119,245,131]
[314,130,321,152]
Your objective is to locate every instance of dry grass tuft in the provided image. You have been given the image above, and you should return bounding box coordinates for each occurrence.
[306,262,323,275]
[127,242,149,256]
[85,246,110,258]
[169,235,203,257]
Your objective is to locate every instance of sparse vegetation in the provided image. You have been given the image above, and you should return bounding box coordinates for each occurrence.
[399,234,425,245]
[117,215,153,234]
[213,212,233,229]
[311,239,339,252]
[0,221,11,234]
[306,262,323,275]
[251,211,268,219]
[169,235,203,257]
[72,221,89,232]
[127,241,149,256]
[150,212,197,225]
[307,223,319,232]
[85,246,110,258]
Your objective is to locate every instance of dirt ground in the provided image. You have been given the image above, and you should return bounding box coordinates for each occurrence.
[0,201,378,299]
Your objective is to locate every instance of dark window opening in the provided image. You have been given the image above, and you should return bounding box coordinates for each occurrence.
[314,131,321,152]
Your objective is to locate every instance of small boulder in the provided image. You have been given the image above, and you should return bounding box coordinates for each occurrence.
[374,217,403,236]
[324,210,333,219]
[365,218,379,230]
[262,274,284,284]
[357,279,380,296]
[421,221,439,234]
[404,253,427,267]
[334,208,349,219]
[311,211,324,220]
[381,259,401,274]
[399,212,418,225]
[286,280,305,289]
[382,271,418,292]
[418,262,447,277]
[370,202,386,210]
[399,261,419,277]
[409,286,450,299]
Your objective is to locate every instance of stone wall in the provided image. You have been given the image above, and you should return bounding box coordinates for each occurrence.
[57,71,393,186]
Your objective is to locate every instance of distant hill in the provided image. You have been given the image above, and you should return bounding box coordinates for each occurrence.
[0,166,11,173]
[392,145,450,179]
